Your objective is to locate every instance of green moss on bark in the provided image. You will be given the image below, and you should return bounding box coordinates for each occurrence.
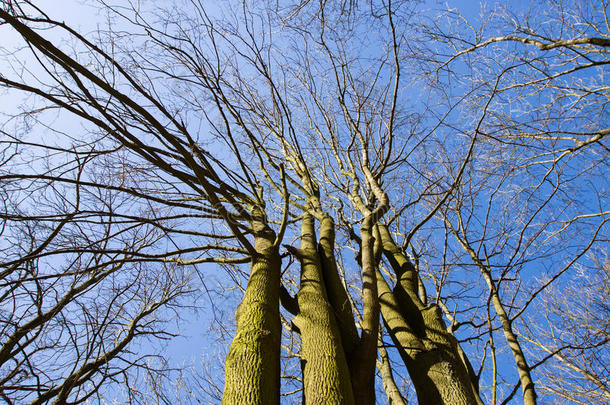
[377,225,483,405]
[222,228,281,405]
[295,214,355,405]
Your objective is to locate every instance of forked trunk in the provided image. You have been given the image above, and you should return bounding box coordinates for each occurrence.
[293,214,355,405]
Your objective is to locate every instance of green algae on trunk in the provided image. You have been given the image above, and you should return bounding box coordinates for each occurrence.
[293,214,355,405]
[222,227,282,405]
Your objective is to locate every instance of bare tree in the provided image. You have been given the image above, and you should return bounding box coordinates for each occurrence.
[0,0,608,404]
[521,255,609,404]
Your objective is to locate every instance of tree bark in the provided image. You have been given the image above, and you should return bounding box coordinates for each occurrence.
[222,220,281,405]
[378,331,407,405]
[377,225,483,405]
[318,215,359,356]
[349,216,380,405]
[293,213,355,405]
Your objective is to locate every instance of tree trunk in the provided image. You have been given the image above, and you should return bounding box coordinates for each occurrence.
[451,227,537,404]
[488,279,537,405]
[293,213,355,405]
[318,215,359,356]
[349,216,380,405]
[222,222,281,405]
[377,225,482,405]
[378,330,407,405]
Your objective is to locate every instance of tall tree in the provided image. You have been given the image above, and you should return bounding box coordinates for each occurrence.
[0,0,607,404]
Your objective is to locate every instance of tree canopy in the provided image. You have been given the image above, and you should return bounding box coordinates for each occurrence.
[0,0,608,404]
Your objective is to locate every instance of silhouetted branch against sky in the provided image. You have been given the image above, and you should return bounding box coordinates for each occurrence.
[0,1,608,403]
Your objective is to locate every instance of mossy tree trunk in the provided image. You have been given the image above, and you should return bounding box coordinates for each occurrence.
[318,215,359,357]
[222,218,282,405]
[377,224,483,405]
[292,213,355,405]
[349,216,381,405]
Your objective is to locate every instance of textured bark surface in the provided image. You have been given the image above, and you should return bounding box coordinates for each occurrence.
[377,225,482,405]
[318,215,359,356]
[456,233,537,404]
[378,332,407,405]
[410,306,483,405]
[350,217,380,405]
[294,214,355,405]
[379,272,482,405]
[377,268,425,360]
[222,225,281,405]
